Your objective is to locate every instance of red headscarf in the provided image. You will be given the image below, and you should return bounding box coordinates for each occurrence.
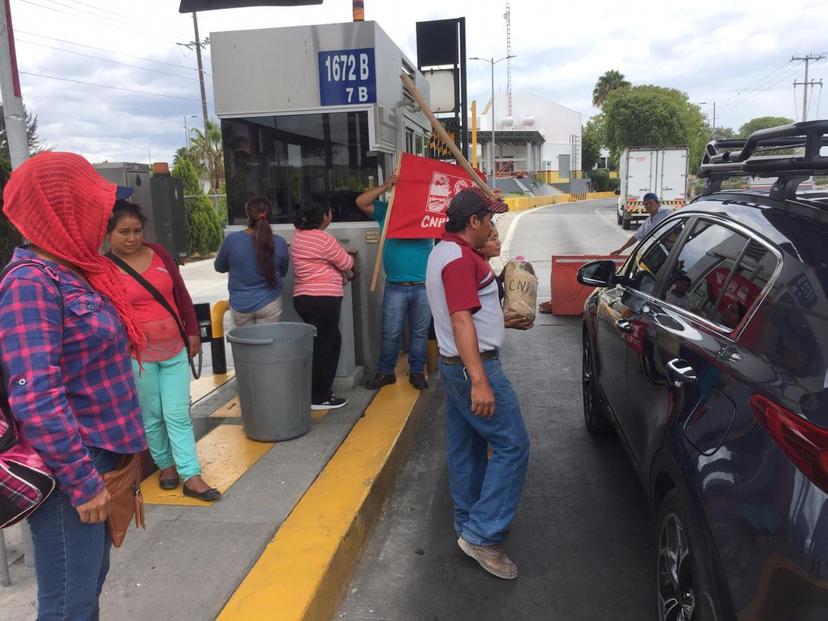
[2,152,145,355]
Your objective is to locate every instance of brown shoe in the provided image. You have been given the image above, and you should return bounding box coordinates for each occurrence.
[457,537,518,580]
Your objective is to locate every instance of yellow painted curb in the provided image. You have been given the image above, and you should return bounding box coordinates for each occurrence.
[216,371,429,621]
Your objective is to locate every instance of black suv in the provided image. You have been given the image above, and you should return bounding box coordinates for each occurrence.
[578,121,828,620]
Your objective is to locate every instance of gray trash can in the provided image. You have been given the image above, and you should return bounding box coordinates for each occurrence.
[226,322,315,442]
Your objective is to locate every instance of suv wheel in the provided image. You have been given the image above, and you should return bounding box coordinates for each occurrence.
[656,490,722,621]
[616,209,623,225]
[582,333,613,435]
[622,212,632,230]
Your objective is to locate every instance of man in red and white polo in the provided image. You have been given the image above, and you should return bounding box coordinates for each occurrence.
[426,188,530,580]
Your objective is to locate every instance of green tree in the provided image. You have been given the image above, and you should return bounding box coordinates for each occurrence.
[189,119,224,193]
[1,105,43,266]
[592,70,630,109]
[604,85,706,172]
[172,158,223,257]
[582,113,606,170]
[0,104,41,162]
[737,116,794,138]
[711,126,735,141]
[173,145,205,177]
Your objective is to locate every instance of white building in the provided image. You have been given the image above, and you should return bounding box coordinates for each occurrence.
[476,91,582,178]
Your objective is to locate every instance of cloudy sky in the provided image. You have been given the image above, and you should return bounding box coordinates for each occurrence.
[6,0,828,165]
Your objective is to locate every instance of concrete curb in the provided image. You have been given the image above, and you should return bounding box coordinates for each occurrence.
[216,373,433,621]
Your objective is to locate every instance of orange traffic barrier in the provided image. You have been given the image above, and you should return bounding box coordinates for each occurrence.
[549,255,627,315]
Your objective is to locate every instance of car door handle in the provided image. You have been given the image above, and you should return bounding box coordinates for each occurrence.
[667,359,697,387]
[616,319,633,333]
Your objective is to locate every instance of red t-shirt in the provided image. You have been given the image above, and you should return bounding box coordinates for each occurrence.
[122,250,183,361]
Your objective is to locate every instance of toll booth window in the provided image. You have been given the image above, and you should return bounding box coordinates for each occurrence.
[222,112,378,225]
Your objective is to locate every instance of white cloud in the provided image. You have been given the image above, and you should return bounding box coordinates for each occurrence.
[4,0,828,165]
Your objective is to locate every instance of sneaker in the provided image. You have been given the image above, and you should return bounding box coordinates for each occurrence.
[409,373,429,390]
[365,373,396,390]
[311,397,348,411]
[457,537,518,580]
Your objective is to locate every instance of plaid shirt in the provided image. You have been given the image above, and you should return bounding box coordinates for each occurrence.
[0,248,146,507]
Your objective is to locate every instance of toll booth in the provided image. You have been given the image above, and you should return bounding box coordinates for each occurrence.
[211,21,432,380]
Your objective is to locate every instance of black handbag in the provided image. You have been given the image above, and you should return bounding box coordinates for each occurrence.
[0,261,59,527]
[106,252,202,379]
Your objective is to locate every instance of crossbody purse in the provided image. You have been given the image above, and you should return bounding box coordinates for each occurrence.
[106,251,202,379]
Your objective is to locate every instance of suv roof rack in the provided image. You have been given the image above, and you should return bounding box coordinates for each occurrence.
[698,120,828,200]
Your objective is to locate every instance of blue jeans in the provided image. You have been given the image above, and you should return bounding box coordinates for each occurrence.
[28,447,120,621]
[439,356,530,545]
[378,282,432,375]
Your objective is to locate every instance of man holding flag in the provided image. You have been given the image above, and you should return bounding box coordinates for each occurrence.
[426,187,530,580]
[356,174,433,391]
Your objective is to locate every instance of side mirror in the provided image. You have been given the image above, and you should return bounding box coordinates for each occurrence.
[614,189,620,195]
[578,260,617,288]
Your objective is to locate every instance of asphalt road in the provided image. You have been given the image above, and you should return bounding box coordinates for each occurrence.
[337,199,658,621]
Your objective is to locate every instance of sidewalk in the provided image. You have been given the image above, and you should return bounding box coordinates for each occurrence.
[2,358,430,621]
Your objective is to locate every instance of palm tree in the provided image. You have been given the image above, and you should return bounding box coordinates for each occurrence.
[592,70,630,109]
[189,119,224,193]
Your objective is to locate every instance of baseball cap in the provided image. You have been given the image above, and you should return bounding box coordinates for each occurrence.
[446,187,509,222]
[116,186,134,201]
[643,192,659,202]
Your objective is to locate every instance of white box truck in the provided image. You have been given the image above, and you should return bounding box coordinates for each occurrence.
[617,146,689,229]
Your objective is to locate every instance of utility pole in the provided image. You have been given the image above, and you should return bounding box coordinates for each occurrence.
[793,53,825,121]
[178,12,209,133]
[0,0,29,168]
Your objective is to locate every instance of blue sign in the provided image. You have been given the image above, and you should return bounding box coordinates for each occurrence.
[318,48,376,106]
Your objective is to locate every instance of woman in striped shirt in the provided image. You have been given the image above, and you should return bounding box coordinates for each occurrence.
[290,198,355,410]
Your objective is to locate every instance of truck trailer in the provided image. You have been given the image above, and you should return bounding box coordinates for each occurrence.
[617,146,689,229]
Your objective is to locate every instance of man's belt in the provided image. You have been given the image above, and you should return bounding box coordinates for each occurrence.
[388,281,425,287]
[440,350,499,365]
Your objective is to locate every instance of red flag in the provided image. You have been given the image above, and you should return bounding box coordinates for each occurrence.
[385,153,483,239]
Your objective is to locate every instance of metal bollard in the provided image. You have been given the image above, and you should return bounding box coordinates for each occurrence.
[210,300,229,374]
[197,300,229,375]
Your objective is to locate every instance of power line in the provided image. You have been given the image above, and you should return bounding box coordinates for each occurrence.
[16,38,204,82]
[19,71,203,102]
[39,0,188,41]
[35,0,188,40]
[15,30,201,72]
[55,0,131,21]
[718,65,800,113]
[16,0,185,45]
[717,60,793,110]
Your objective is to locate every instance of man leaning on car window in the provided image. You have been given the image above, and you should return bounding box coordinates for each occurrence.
[611,193,674,255]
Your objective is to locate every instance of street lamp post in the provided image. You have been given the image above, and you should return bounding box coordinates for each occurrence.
[470,55,515,180]
[699,101,716,139]
[184,114,198,149]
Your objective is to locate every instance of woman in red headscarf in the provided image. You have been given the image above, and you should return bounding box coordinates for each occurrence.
[0,152,147,619]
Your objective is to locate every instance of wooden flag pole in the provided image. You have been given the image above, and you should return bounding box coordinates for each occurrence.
[369,159,402,292]
[400,72,494,197]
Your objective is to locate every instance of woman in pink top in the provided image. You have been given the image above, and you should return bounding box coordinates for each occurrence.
[107,201,220,502]
[290,198,355,410]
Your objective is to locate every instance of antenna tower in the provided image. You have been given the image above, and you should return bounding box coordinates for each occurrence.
[504,1,512,117]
